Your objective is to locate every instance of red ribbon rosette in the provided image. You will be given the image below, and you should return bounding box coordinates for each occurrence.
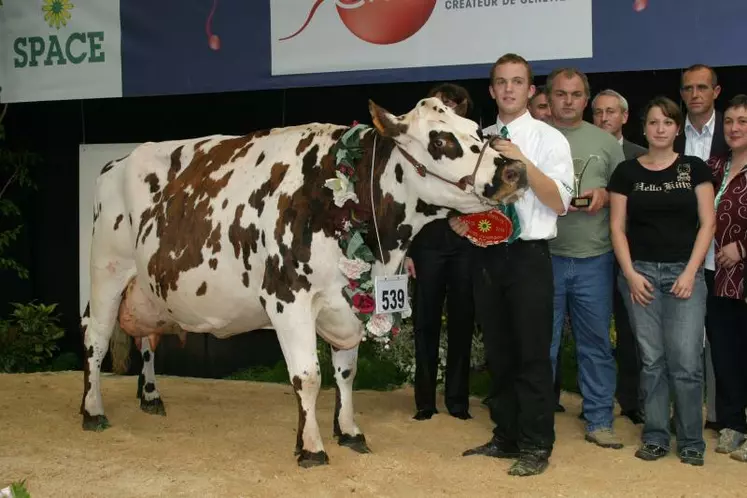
[457,209,513,246]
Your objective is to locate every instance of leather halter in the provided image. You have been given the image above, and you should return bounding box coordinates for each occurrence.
[395,138,494,192]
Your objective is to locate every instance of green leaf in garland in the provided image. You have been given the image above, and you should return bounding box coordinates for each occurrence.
[356,243,375,263]
[346,231,366,259]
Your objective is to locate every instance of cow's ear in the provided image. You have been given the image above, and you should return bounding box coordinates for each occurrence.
[369,100,408,138]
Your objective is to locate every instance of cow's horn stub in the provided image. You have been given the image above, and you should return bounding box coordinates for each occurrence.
[368,99,407,138]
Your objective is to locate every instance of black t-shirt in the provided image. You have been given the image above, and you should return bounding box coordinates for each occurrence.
[607,154,712,263]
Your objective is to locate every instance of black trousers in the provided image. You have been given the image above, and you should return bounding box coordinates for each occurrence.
[706,290,747,433]
[612,262,641,413]
[411,220,475,413]
[473,239,555,454]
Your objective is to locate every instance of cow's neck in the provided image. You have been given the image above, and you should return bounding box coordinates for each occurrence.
[351,129,450,277]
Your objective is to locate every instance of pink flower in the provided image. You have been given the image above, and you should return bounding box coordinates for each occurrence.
[348,279,359,290]
[352,293,375,314]
[352,120,359,127]
[391,327,400,337]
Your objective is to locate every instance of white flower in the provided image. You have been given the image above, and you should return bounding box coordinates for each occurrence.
[338,256,371,280]
[324,171,359,207]
[366,313,394,337]
[342,220,353,232]
[401,304,412,319]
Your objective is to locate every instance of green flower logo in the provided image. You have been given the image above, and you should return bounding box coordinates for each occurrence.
[42,0,74,30]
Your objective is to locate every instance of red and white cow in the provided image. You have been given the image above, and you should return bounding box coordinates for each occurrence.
[80,98,527,467]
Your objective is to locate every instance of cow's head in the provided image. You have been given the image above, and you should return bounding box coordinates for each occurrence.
[369,97,528,214]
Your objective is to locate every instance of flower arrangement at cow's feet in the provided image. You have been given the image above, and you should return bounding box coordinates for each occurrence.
[325,123,410,347]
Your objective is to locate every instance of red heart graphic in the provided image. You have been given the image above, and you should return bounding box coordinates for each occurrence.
[279,0,436,45]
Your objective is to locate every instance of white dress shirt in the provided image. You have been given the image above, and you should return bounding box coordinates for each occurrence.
[684,110,717,270]
[684,110,716,162]
[483,110,574,241]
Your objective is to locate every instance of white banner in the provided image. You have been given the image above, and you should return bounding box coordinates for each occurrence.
[0,0,122,103]
[79,143,140,313]
[270,0,593,76]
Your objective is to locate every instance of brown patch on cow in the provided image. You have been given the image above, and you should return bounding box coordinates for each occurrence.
[261,231,266,247]
[140,224,153,246]
[209,258,218,270]
[333,384,342,436]
[128,214,133,226]
[206,224,222,254]
[292,375,306,454]
[470,144,481,154]
[415,199,443,216]
[144,173,160,193]
[139,133,270,301]
[196,282,207,296]
[276,302,284,313]
[303,263,313,275]
[168,146,185,182]
[259,296,266,309]
[248,162,290,216]
[332,128,346,142]
[256,151,266,166]
[228,205,260,271]
[427,130,464,161]
[242,272,249,287]
[394,163,403,183]
[113,214,124,231]
[341,369,351,379]
[221,199,228,210]
[295,133,316,156]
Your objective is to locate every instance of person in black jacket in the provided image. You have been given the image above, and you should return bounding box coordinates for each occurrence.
[406,82,476,421]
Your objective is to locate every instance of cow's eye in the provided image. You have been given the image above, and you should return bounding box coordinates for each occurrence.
[435,139,445,148]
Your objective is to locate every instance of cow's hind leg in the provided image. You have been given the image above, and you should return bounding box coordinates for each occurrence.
[272,306,328,468]
[331,344,370,454]
[81,263,133,431]
[135,336,166,415]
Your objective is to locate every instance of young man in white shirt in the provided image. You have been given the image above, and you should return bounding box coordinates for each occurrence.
[456,53,574,476]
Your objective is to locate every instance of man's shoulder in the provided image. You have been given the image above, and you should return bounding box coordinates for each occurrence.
[623,139,647,159]
[581,121,621,147]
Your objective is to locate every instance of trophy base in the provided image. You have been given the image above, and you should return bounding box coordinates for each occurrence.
[571,196,591,208]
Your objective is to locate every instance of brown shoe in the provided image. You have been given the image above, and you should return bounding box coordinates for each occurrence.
[585,428,624,449]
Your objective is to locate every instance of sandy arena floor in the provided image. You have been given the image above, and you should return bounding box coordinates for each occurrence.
[0,371,744,497]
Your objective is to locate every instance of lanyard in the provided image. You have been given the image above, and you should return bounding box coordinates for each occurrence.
[714,159,732,209]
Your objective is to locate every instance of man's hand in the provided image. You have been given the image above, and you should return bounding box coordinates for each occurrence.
[448,217,470,237]
[490,138,527,164]
[404,257,416,278]
[574,188,608,215]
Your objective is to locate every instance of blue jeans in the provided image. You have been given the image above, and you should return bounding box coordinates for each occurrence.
[550,251,616,432]
[618,261,706,453]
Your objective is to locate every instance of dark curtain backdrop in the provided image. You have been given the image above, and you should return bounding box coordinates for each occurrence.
[1,65,744,376]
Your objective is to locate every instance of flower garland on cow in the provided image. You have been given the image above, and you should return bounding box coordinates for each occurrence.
[324,123,410,348]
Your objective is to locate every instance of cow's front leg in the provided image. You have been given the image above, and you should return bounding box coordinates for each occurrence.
[272,304,328,467]
[135,336,166,415]
[331,344,370,453]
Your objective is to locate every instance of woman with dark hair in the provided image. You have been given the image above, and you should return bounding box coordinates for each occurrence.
[608,96,715,466]
[704,94,747,460]
[405,82,475,421]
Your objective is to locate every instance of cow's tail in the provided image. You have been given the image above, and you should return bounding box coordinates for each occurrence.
[109,319,132,375]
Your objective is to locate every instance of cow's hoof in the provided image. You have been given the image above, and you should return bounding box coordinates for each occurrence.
[82,413,110,431]
[140,398,166,416]
[297,450,330,468]
[337,433,371,454]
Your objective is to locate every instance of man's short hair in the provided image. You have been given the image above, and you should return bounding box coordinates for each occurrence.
[489,53,533,84]
[591,89,629,113]
[546,67,590,98]
[530,85,549,103]
[427,82,473,117]
[726,94,747,113]
[642,96,684,130]
[681,64,719,88]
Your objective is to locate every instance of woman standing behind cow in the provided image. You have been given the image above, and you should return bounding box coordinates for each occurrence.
[608,96,715,466]
[405,83,475,421]
[704,95,747,460]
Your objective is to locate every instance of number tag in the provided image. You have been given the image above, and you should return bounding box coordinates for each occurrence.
[374,274,410,315]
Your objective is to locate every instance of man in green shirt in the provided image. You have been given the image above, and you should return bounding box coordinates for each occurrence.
[547,67,626,449]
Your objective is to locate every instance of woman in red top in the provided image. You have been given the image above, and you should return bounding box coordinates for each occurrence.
[706,94,747,461]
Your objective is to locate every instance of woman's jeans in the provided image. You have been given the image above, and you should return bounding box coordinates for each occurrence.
[618,261,707,453]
